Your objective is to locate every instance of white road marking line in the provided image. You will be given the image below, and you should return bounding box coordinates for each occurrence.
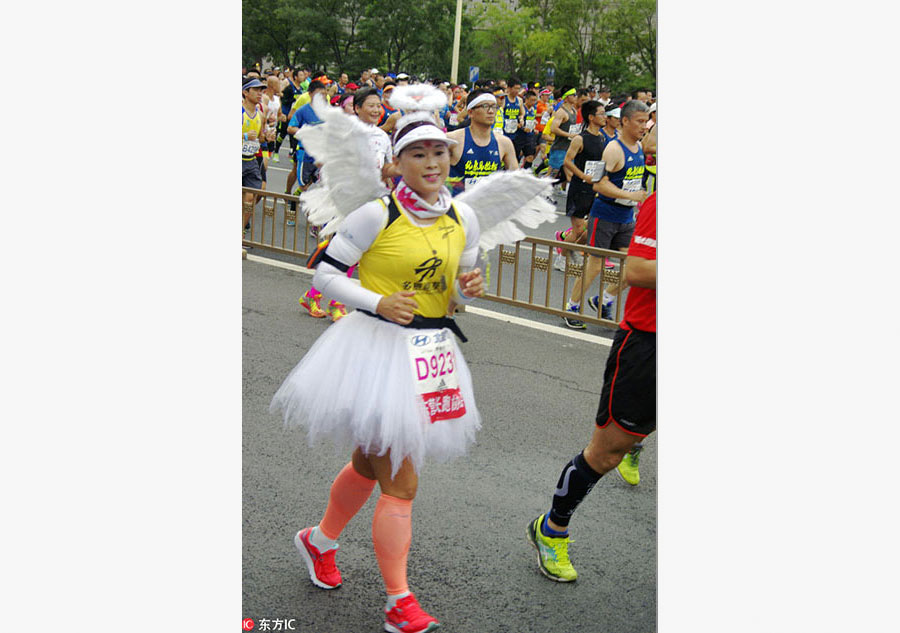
[246,254,313,274]
[464,306,612,346]
[245,254,612,346]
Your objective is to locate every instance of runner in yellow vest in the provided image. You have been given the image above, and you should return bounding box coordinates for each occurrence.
[242,78,266,258]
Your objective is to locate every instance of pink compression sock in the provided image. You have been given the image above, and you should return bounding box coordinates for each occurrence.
[317,463,377,540]
[372,494,412,595]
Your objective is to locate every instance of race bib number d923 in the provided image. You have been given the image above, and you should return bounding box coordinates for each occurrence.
[406,330,466,423]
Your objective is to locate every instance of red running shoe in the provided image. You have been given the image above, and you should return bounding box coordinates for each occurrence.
[294,528,342,590]
[384,593,440,633]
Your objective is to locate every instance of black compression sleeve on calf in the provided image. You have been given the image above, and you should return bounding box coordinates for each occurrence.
[548,452,602,527]
[276,121,288,147]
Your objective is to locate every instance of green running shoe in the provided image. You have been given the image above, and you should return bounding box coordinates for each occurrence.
[616,445,642,485]
[526,514,577,582]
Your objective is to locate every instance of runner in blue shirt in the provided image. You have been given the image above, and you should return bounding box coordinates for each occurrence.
[284,80,326,230]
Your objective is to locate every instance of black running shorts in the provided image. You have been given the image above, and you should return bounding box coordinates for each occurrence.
[299,160,319,187]
[242,158,262,188]
[587,216,634,250]
[256,154,267,184]
[565,187,596,219]
[523,132,537,158]
[596,326,656,437]
[511,133,526,160]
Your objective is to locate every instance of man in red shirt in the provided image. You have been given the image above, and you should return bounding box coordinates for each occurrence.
[527,192,657,583]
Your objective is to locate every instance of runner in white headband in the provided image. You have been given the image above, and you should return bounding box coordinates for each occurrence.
[466,92,496,112]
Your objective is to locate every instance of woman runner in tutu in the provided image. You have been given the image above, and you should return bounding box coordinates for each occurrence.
[270,109,485,633]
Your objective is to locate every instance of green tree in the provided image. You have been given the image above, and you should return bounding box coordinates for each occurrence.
[468,2,569,83]
[242,0,311,68]
[316,0,368,72]
[519,0,655,91]
[360,0,463,76]
[415,2,477,81]
[514,0,656,92]
[520,0,602,85]
[591,52,635,91]
[242,0,372,72]
[606,0,656,87]
[241,0,655,91]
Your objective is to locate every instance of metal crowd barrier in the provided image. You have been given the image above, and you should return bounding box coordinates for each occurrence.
[242,187,626,329]
[242,187,317,257]
[488,237,625,328]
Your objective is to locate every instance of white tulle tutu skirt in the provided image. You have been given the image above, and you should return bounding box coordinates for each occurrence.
[270,311,481,476]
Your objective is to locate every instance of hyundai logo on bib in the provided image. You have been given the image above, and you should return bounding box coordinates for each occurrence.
[412,335,430,346]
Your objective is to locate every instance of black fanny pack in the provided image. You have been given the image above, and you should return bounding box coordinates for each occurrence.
[359,309,468,343]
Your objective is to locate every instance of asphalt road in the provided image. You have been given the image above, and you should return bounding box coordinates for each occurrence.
[242,254,656,633]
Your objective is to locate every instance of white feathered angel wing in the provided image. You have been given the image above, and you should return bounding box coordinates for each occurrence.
[296,95,389,236]
[456,170,557,251]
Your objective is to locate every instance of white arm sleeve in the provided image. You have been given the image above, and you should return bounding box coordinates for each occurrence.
[311,200,388,312]
[451,201,482,304]
[455,201,481,270]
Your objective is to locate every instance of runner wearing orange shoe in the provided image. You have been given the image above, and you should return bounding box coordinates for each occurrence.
[271,109,485,633]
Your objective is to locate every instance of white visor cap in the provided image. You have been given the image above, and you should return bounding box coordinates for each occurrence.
[392,116,458,156]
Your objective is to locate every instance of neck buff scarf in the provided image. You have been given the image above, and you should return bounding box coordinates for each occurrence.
[394,178,452,219]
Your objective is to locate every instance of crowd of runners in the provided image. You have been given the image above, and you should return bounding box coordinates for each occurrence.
[244,64,657,633]
[241,67,656,321]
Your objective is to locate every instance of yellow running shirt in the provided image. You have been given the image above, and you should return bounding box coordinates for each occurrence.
[288,91,312,119]
[242,107,263,160]
[359,195,467,319]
